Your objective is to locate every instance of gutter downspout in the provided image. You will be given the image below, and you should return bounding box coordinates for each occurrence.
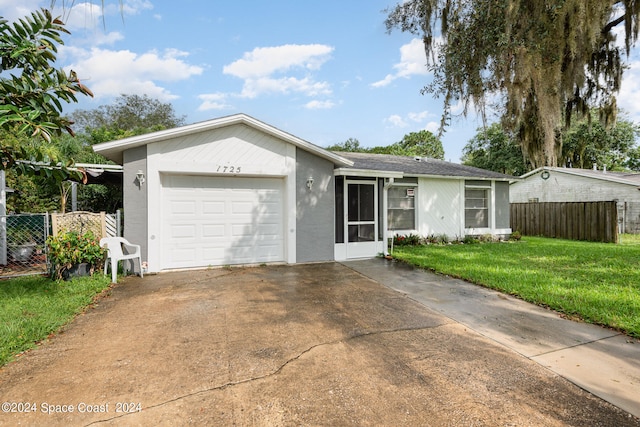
[383,177,394,255]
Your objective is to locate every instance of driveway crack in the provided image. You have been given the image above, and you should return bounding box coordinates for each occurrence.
[84,324,442,426]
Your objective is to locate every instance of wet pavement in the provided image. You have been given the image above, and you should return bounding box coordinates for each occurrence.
[0,262,637,426]
[344,258,640,418]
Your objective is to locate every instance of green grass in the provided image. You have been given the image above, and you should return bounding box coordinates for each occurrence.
[0,274,111,366]
[392,235,640,337]
[620,233,640,245]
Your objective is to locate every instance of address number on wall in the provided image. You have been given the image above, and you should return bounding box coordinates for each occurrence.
[216,165,241,173]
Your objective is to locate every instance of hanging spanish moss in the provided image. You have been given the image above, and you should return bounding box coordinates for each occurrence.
[386,0,639,168]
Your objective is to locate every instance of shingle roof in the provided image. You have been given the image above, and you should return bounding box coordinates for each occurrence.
[333,151,516,180]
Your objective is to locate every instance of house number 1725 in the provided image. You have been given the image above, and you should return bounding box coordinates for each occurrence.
[217,165,241,173]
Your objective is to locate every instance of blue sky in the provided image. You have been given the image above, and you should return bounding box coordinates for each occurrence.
[4,1,640,162]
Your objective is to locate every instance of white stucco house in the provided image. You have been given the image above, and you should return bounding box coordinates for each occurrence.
[93,114,515,273]
[510,166,640,234]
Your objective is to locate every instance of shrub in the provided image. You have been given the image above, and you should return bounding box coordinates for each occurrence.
[462,235,479,244]
[425,234,439,244]
[438,233,450,244]
[46,231,105,280]
[394,233,421,246]
[510,230,522,241]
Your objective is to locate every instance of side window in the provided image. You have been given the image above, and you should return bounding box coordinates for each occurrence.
[465,181,490,228]
[388,186,416,230]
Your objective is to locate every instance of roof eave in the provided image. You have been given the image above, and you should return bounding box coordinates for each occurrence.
[334,168,404,178]
[517,166,640,186]
[334,167,516,181]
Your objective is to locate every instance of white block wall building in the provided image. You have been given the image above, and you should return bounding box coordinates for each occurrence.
[510,167,640,234]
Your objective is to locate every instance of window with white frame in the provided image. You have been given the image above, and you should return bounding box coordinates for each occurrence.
[465,181,491,228]
[388,185,416,230]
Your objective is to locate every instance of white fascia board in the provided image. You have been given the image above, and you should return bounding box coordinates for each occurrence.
[518,166,640,187]
[334,168,404,178]
[335,168,513,182]
[551,169,640,186]
[518,167,546,179]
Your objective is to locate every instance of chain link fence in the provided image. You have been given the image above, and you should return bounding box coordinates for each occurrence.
[0,213,49,277]
[0,211,122,279]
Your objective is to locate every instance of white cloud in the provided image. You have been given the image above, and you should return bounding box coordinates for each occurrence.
[385,115,408,127]
[46,1,152,46]
[372,38,429,88]
[385,111,440,131]
[240,76,331,99]
[224,44,333,78]
[117,0,153,16]
[305,100,335,110]
[221,44,334,99]
[425,121,440,133]
[618,59,640,122]
[449,99,467,115]
[197,93,232,111]
[54,2,104,30]
[46,1,152,29]
[408,111,431,123]
[371,74,395,88]
[63,47,204,100]
[0,0,42,22]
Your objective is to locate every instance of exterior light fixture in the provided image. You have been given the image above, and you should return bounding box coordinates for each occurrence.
[136,170,146,185]
[306,176,314,190]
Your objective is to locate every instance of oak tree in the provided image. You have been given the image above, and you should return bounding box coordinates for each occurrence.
[385,0,640,168]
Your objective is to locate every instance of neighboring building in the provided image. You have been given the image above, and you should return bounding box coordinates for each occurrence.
[93,114,514,273]
[510,166,640,234]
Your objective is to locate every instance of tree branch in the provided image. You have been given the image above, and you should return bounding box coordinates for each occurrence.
[603,14,626,35]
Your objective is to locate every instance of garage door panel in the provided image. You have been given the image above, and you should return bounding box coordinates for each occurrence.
[257,224,281,235]
[202,224,226,238]
[162,175,284,269]
[170,201,197,215]
[231,227,281,237]
[231,201,255,214]
[228,245,281,261]
[171,248,198,262]
[202,201,225,215]
[170,224,196,239]
[201,248,225,260]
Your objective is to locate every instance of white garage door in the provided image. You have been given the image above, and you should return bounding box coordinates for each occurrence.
[161,174,284,269]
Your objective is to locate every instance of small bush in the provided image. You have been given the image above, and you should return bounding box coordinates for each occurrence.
[425,234,439,244]
[438,234,450,244]
[46,231,105,280]
[462,235,479,244]
[394,233,421,246]
[510,230,522,241]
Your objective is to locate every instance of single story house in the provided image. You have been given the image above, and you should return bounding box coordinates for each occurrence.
[93,114,514,273]
[510,166,640,234]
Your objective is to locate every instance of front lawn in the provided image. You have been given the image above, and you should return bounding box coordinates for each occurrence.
[392,236,640,337]
[0,275,111,366]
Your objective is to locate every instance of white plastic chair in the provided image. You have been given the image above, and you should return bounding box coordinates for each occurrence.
[100,237,144,283]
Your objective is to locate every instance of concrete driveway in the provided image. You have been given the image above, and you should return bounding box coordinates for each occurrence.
[0,263,637,426]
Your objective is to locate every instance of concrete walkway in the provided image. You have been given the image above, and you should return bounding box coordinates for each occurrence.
[343,258,640,418]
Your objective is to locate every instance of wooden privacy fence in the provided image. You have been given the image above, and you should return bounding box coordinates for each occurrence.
[510,201,618,243]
